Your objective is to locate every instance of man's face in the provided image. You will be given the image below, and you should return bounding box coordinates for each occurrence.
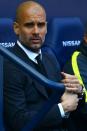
[14,6,47,52]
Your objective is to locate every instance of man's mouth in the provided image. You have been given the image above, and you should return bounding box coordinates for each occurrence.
[31,38,41,43]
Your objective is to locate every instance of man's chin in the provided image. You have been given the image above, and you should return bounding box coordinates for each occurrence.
[30,45,41,52]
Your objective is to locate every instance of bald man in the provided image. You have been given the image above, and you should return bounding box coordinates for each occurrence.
[4,1,82,131]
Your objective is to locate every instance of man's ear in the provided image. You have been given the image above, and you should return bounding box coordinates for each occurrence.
[46,22,47,34]
[83,34,87,43]
[13,22,20,35]
[45,29,47,35]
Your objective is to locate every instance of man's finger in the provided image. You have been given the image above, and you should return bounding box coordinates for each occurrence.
[61,72,77,79]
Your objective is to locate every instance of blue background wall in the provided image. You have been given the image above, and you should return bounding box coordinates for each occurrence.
[0,0,87,24]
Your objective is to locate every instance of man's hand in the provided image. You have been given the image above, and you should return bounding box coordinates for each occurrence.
[61,72,83,94]
[61,91,79,113]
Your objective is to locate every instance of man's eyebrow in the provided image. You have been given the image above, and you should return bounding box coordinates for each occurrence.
[23,22,34,26]
[38,21,47,23]
[24,21,34,24]
[23,21,47,25]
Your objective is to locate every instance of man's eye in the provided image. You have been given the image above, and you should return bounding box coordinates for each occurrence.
[38,22,46,28]
[25,23,34,28]
[24,22,47,28]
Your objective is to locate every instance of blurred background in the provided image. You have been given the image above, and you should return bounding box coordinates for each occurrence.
[0,0,87,24]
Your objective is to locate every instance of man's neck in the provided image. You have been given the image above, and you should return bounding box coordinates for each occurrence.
[18,40,40,53]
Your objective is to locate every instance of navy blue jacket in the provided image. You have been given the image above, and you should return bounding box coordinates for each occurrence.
[4,44,65,131]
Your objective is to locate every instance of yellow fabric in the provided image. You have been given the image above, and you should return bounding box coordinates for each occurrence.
[72,51,87,102]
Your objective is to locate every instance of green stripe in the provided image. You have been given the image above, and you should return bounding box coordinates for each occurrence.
[72,51,87,102]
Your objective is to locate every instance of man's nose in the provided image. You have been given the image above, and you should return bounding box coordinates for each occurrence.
[33,25,39,34]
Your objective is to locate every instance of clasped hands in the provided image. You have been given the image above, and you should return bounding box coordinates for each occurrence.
[60,72,83,113]
[61,72,83,94]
